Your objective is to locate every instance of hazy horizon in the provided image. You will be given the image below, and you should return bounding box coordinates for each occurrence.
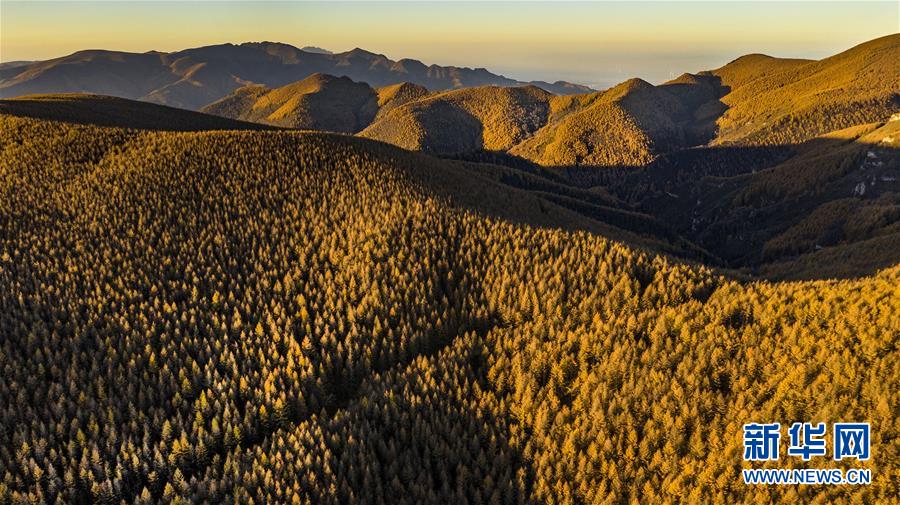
[2,1,897,88]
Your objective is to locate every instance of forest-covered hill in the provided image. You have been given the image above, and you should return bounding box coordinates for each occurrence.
[202,74,379,132]
[0,100,896,504]
[358,34,899,166]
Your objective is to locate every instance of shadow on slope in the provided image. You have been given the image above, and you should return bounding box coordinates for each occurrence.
[598,124,900,279]
[343,135,717,264]
[450,121,900,281]
[0,93,274,131]
[0,97,715,271]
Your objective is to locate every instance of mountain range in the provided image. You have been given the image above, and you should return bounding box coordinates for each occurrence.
[191,35,899,175]
[365,34,899,163]
[0,41,593,110]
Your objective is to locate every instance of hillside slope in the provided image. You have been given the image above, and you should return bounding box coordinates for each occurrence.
[374,82,431,119]
[509,78,688,167]
[0,105,895,505]
[710,34,900,145]
[606,119,900,276]
[529,34,898,166]
[709,53,812,91]
[202,73,378,132]
[361,85,554,153]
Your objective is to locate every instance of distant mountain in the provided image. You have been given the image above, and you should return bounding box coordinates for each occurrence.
[526,80,595,96]
[301,46,333,55]
[0,42,593,110]
[0,61,33,71]
[202,73,378,132]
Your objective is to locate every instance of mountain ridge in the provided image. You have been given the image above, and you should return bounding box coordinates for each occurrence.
[359,34,899,167]
[0,41,594,110]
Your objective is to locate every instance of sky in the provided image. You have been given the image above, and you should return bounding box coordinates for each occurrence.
[1,1,897,87]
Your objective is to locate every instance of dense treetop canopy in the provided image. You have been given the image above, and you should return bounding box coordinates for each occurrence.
[0,112,896,504]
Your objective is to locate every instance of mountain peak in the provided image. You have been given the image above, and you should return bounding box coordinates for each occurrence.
[301,46,333,55]
[345,47,381,58]
[605,77,655,99]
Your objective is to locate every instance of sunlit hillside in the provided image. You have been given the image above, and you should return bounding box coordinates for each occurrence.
[202,73,379,132]
[361,78,689,166]
[361,85,553,153]
[374,82,431,119]
[710,34,900,145]
[0,100,896,504]
[509,78,688,167]
[355,35,900,170]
